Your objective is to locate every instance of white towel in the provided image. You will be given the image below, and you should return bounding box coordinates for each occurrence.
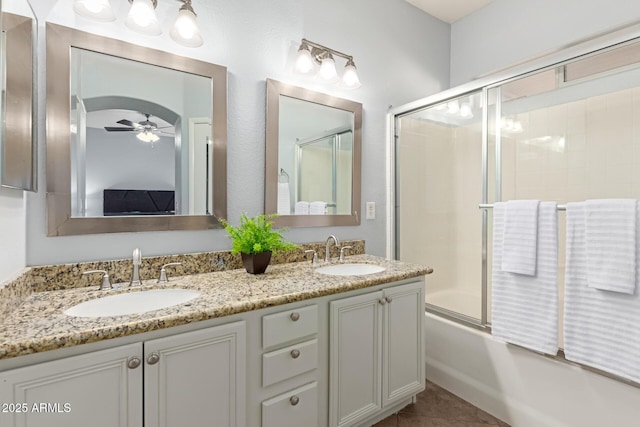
[309,201,326,215]
[586,199,637,294]
[277,182,291,215]
[491,201,558,355]
[294,201,309,215]
[564,202,640,383]
[501,200,540,276]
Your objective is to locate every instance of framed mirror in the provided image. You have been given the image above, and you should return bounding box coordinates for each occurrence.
[1,1,37,191]
[46,23,227,236]
[265,79,362,227]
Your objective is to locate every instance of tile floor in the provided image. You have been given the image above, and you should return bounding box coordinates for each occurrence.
[373,382,510,427]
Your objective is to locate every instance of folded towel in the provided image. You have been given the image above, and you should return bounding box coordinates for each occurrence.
[564,202,640,383]
[586,199,637,294]
[491,201,558,355]
[501,200,540,276]
[310,201,326,215]
[277,182,291,215]
[294,201,309,215]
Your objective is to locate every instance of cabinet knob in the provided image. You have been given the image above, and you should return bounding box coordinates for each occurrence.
[385,296,393,304]
[147,352,160,365]
[290,349,301,359]
[290,312,300,321]
[127,357,141,369]
[378,298,386,305]
[289,395,300,406]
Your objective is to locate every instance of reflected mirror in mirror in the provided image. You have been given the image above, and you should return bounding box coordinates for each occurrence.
[1,0,36,191]
[70,47,212,217]
[46,23,227,236]
[265,79,362,227]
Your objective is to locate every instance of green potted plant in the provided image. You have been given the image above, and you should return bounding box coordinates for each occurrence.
[220,213,299,274]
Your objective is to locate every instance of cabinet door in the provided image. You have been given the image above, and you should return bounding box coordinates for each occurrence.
[329,290,383,427]
[144,321,246,427]
[0,343,143,427]
[382,281,425,406]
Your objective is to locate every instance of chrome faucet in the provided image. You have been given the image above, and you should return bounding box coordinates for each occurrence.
[325,235,340,262]
[130,248,142,287]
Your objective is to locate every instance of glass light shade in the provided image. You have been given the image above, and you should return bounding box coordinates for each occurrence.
[170,8,203,47]
[340,63,361,89]
[73,0,116,22]
[126,0,162,36]
[295,47,315,75]
[318,57,338,81]
[137,131,160,143]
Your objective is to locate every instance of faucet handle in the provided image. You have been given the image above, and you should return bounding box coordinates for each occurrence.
[304,250,319,265]
[83,270,112,291]
[339,246,352,262]
[158,262,182,283]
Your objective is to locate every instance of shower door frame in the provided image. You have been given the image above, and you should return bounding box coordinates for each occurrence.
[387,21,640,327]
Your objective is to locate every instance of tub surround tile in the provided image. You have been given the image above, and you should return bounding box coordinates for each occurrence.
[0,253,429,360]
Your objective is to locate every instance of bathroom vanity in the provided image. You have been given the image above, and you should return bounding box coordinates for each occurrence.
[0,255,430,427]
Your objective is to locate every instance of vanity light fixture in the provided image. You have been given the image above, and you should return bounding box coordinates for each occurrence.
[126,0,162,36]
[294,38,361,89]
[73,0,116,22]
[170,0,204,47]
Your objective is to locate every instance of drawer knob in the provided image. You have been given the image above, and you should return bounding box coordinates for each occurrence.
[290,349,301,359]
[290,312,300,321]
[289,395,300,406]
[378,298,386,305]
[147,352,160,365]
[385,296,393,303]
[127,357,141,369]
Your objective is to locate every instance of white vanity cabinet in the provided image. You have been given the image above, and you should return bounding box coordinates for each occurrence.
[0,343,143,427]
[0,321,246,427]
[329,280,425,427]
[260,305,320,427]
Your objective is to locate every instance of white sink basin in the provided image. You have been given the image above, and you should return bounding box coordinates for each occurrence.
[64,289,201,318]
[315,263,386,276]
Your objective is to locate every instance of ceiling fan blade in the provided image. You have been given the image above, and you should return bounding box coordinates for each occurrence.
[104,126,135,132]
[116,119,136,127]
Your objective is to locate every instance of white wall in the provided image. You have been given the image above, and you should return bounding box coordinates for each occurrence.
[450,0,640,86]
[22,0,449,265]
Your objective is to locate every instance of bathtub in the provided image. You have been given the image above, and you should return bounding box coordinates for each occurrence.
[424,311,639,427]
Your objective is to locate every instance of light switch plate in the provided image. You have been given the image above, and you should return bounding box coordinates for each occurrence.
[366,202,376,220]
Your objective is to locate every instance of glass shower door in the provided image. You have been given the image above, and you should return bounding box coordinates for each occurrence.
[395,91,484,321]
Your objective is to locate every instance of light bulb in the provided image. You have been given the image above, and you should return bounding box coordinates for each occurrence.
[170,6,203,47]
[73,0,116,22]
[126,0,162,36]
[340,59,361,89]
[295,45,315,75]
[447,100,460,115]
[318,55,337,81]
[459,103,473,118]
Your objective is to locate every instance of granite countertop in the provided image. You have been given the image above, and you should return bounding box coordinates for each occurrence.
[0,255,431,360]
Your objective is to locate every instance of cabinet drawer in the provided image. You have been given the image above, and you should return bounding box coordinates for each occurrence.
[263,305,318,349]
[263,339,318,387]
[262,381,318,427]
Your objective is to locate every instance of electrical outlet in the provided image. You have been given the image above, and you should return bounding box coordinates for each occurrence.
[366,202,376,220]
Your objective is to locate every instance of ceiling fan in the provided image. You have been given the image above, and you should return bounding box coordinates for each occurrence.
[104,113,174,142]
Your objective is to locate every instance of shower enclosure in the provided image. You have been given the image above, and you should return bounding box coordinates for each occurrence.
[393,32,640,330]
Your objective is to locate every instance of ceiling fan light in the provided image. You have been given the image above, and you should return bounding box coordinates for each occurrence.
[126,0,162,36]
[73,0,116,22]
[170,2,204,47]
[137,131,159,143]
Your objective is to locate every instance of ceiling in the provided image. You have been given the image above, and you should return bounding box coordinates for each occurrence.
[405,0,495,24]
